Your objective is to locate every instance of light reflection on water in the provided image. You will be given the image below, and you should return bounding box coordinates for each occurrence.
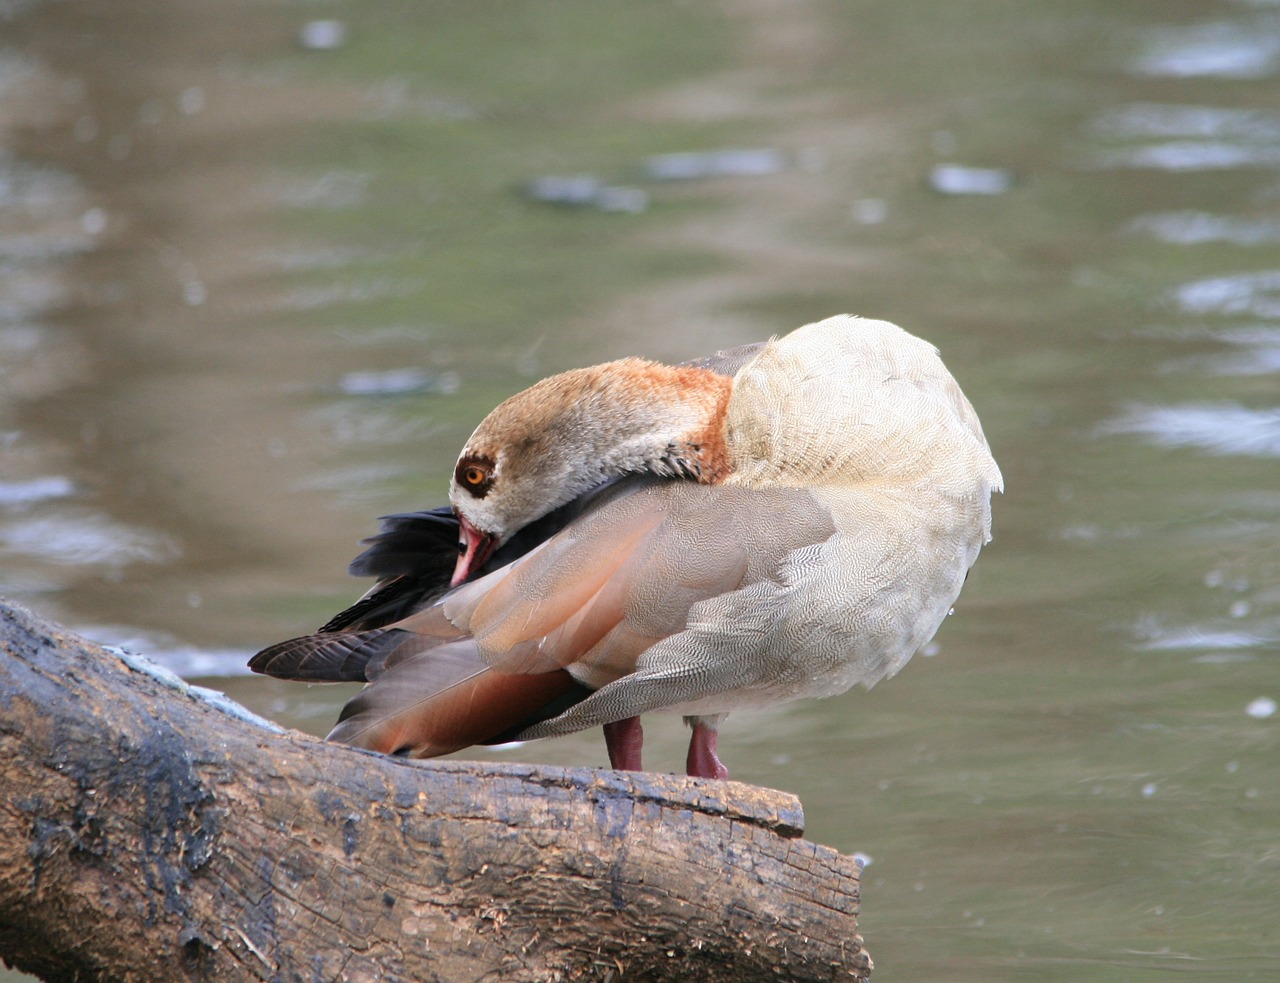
[0,474,73,506]
[1087,101,1280,170]
[83,624,252,679]
[1176,269,1280,318]
[336,366,459,397]
[0,511,180,567]
[264,170,372,209]
[1127,211,1280,246]
[1130,17,1280,79]
[1103,403,1280,456]
[1132,613,1278,657]
[1137,323,1280,376]
[1091,102,1280,142]
[2,1,1280,981]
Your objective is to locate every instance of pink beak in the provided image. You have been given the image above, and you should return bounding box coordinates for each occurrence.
[452,514,498,587]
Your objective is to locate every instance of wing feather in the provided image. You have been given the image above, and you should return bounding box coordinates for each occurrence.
[327,639,587,756]
[257,479,838,759]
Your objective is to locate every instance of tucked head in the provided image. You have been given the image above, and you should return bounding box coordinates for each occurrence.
[448,358,732,585]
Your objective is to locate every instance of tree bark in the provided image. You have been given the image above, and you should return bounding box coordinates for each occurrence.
[0,599,871,983]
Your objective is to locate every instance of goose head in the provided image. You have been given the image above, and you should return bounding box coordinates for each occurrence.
[448,357,732,585]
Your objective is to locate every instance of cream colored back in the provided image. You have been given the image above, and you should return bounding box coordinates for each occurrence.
[700,315,1004,697]
[724,315,1002,505]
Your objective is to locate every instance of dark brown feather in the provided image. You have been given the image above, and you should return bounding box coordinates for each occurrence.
[247,627,408,681]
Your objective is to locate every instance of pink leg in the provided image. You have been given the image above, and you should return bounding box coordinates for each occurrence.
[685,720,729,780]
[603,717,644,771]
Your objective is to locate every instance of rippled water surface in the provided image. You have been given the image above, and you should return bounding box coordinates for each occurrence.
[2,1,1277,980]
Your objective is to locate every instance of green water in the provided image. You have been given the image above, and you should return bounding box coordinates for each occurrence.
[2,1,1277,979]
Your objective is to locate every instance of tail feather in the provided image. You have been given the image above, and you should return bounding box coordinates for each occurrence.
[317,575,447,634]
[327,639,588,756]
[247,628,407,682]
[251,624,593,758]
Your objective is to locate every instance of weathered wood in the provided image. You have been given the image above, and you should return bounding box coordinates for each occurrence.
[0,599,871,982]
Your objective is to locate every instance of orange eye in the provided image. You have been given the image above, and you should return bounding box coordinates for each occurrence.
[455,456,495,498]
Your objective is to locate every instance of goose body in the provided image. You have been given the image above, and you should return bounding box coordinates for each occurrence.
[251,315,1002,778]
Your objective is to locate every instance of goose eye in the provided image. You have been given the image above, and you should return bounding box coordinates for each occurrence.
[454,456,495,498]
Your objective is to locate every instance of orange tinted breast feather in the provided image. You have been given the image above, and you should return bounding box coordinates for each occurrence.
[678,369,733,483]
[575,360,734,482]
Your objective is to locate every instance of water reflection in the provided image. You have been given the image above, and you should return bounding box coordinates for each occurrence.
[1127,211,1280,246]
[927,163,1015,196]
[524,173,649,213]
[1089,102,1280,170]
[276,276,413,312]
[0,473,72,506]
[0,510,179,567]
[1104,403,1280,456]
[337,367,459,397]
[1135,623,1271,656]
[644,147,786,180]
[298,19,348,53]
[1131,17,1280,79]
[1175,269,1280,318]
[1245,696,1277,719]
[1154,325,1280,377]
[88,624,251,678]
[267,170,371,209]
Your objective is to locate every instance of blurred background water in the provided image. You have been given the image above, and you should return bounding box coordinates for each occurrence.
[1,1,1277,980]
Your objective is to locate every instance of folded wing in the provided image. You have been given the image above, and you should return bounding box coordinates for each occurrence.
[252,479,838,757]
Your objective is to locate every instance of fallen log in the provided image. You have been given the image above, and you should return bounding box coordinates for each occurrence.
[0,599,871,982]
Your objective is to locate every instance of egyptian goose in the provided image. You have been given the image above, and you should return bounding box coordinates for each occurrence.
[251,315,1002,779]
